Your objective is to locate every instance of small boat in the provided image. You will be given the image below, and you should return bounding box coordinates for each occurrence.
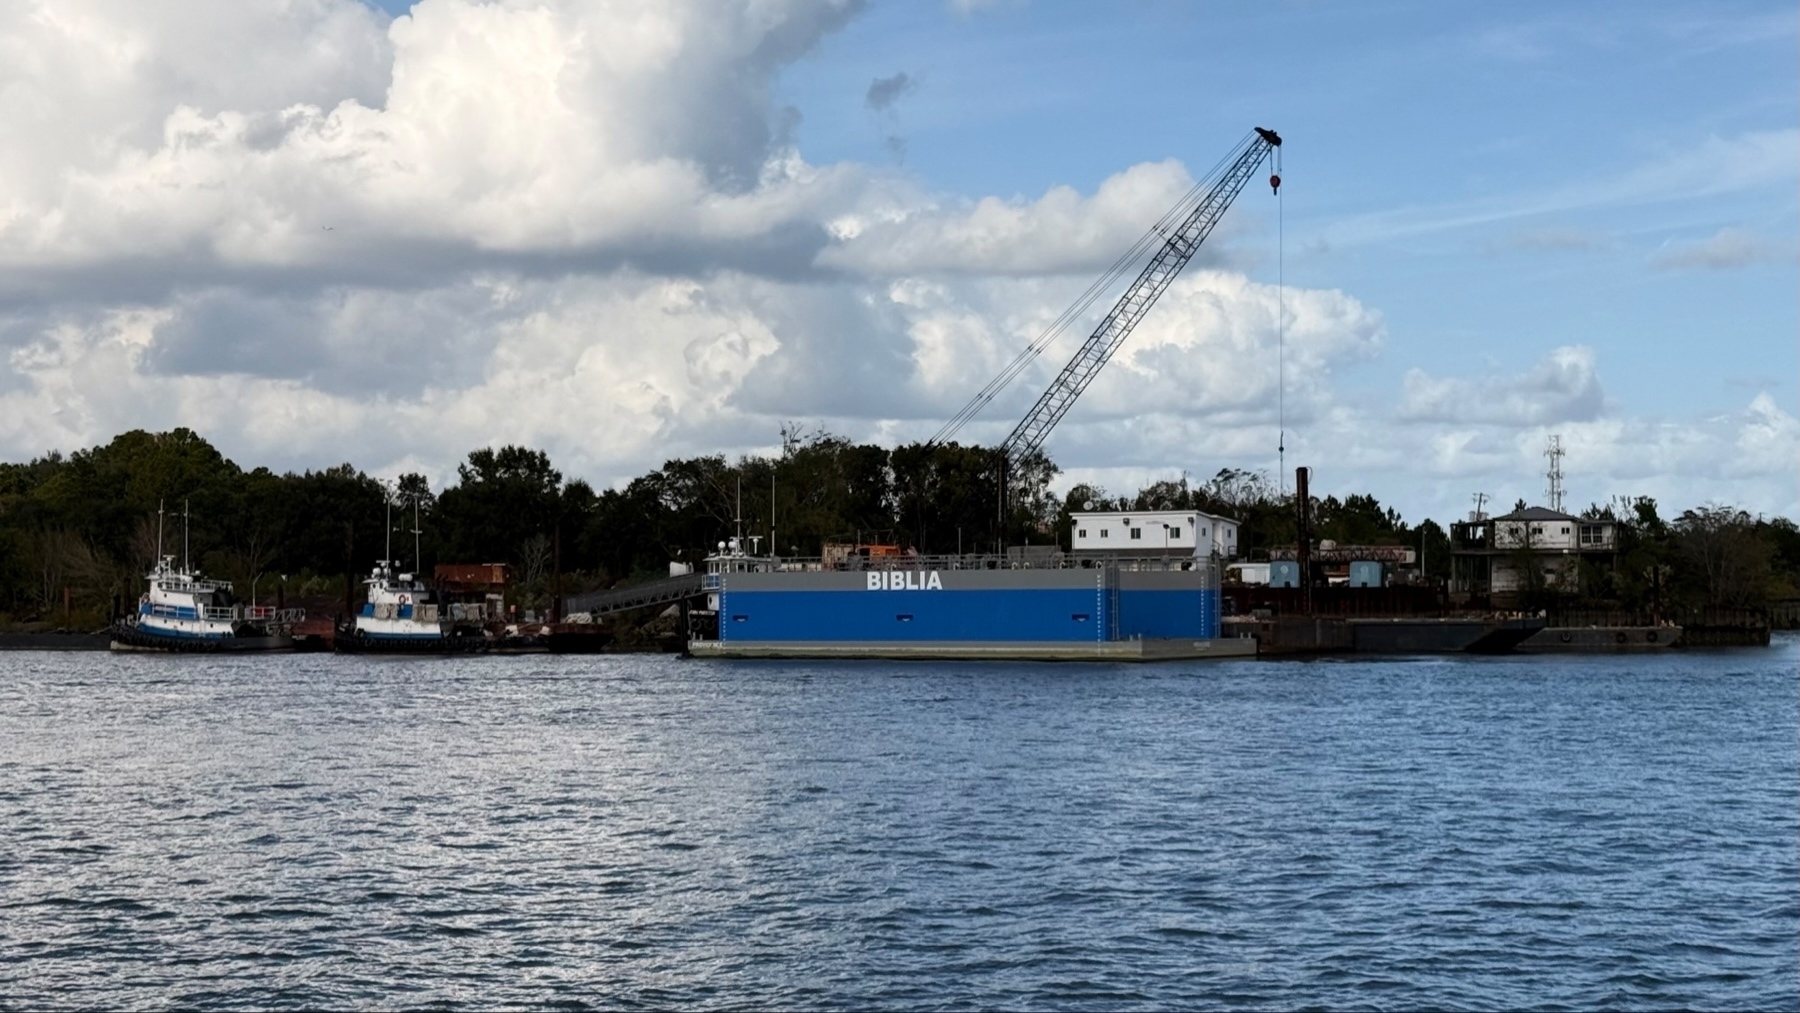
[111,555,304,652]
[332,560,489,654]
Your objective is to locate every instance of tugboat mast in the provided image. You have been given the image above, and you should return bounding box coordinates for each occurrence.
[411,494,422,575]
[384,488,393,570]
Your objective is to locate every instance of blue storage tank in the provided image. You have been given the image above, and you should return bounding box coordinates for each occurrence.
[1349,560,1385,587]
[1269,560,1301,588]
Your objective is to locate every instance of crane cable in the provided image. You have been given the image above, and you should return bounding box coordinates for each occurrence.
[928,131,1261,447]
[1275,141,1286,495]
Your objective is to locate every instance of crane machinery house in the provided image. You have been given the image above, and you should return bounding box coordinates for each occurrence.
[1069,509,1239,559]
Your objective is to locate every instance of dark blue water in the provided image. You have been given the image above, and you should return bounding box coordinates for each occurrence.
[2,640,1795,1011]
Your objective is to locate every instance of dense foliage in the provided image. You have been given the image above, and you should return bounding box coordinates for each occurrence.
[2,428,1793,627]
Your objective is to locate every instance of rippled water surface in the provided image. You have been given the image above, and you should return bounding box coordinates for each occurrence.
[3,640,1796,1010]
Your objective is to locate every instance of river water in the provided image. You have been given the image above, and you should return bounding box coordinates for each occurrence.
[2,640,1795,1010]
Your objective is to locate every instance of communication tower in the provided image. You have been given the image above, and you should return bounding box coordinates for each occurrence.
[1545,434,1565,513]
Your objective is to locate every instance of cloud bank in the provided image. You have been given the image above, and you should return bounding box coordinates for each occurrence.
[0,0,1791,524]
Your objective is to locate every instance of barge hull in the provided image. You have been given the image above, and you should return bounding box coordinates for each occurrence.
[1517,626,1681,652]
[688,637,1256,662]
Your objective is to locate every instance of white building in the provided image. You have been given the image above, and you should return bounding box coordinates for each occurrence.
[1450,506,1620,601]
[1488,507,1617,552]
[1069,509,1239,558]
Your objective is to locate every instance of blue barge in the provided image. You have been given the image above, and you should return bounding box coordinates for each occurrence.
[687,548,1255,661]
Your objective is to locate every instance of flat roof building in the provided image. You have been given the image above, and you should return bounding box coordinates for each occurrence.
[1070,509,1239,558]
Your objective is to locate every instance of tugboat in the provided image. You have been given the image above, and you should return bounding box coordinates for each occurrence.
[111,503,304,652]
[333,493,488,654]
[332,559,489,654]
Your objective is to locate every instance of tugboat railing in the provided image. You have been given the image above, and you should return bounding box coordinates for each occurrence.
[161,604,307,623]
[157,577,230,594]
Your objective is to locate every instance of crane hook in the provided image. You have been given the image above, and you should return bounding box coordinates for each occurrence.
[1269,173,1281,194]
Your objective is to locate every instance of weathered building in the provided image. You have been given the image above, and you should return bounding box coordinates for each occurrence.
[1450,506,1617,604]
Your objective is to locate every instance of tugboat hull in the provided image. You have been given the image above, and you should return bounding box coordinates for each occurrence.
[109,620,293,653]
[332,623,488,655]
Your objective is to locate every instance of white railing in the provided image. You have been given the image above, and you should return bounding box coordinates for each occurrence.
[159,578,230,594]
[709,552,1211,574]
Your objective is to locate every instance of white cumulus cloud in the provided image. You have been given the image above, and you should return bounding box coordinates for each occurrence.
[1399,345,1606,426]
[0,0,1789,527]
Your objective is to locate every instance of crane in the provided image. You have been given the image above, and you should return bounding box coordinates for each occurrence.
[930,127,1282,464]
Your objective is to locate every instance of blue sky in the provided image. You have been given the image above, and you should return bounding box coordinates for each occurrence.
[2,0,1794,522]
[371,0,1795,513]
[782,1,1796,408]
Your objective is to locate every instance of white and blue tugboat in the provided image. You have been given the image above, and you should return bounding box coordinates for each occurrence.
[333,559,489,654]
[111,555,304,652]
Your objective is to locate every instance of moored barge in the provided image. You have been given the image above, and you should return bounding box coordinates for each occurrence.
[687,543,1255,662]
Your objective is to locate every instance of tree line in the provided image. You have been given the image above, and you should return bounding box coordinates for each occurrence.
[0,427,1794,626]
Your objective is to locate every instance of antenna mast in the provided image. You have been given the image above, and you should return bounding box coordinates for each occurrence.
[1545,435,1565,512]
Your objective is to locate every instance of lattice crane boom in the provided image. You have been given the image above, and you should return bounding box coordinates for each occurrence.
[1003,127,1280,458]
[933,128,1281,461]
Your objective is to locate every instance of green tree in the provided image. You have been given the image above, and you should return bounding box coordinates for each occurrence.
[437,446,564,564]
[1313,493,1404,545]
[1416,518,1451,581]
[1672,505,1775,610]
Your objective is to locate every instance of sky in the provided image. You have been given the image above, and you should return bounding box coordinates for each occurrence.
[0,0,1793,525]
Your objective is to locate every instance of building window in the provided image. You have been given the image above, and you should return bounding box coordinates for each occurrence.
[1130,527,1142,539]
[1100,530,1109,539]
[1078,529,1087,538]
[1561,526,1570,534]
[1580,524,1606,547]
[1170,527,1182,539]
